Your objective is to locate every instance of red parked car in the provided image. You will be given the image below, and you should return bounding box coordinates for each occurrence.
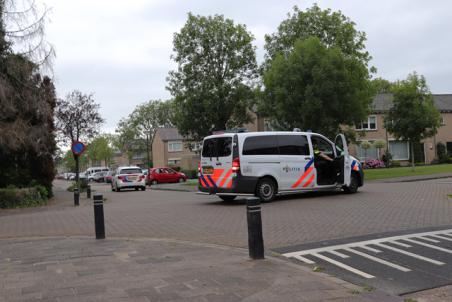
[147,167,187,185]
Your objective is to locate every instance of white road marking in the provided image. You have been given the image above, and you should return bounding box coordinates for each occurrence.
[375,243,445,265]
[311,253,375,279]
[327,250,350,258]
[283,228,452,258]
[418,237,441,243]
[360,245,382,253]
[388,240,412,248]
[403,238,452,254]
[293,255,315,264]
[344,248,411,272]
[430,234,452,242]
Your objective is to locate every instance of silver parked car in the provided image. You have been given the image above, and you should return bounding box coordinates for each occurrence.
[111,166,146,192]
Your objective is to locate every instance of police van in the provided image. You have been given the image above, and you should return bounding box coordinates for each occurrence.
[198,130,363,202]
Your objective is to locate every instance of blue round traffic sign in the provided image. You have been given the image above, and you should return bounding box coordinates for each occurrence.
[71,141,86,155]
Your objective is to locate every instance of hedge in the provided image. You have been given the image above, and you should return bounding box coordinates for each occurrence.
[0,185,49,209]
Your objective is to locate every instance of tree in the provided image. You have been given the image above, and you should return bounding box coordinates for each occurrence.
[373,140,386,160]
[371,78,392,94]
[261,37,372,138]
[114,118,138,165]
[1,0,55,68]
[87,135,114,167]
[385,73,441,170]
[264,4,371,68]
[55,91,104,182]
[122,100,173,169]
[360,141,372,163]
[0,1,56,194]
[167,13,258,141]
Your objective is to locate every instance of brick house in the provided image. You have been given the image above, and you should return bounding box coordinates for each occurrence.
[152,112,266,170]
[350,93,452,164]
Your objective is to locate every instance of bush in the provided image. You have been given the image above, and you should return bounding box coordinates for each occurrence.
[391,161,401,167]
[363,159,385,169]
[67,180,89,192]
[181,169,198,179]
[0,186,48,209]
[382,151,392,167]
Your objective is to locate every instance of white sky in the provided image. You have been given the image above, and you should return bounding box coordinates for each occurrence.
[43,0,452,133]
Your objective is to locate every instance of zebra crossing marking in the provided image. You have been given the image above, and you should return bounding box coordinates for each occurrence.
[282,228,452,278]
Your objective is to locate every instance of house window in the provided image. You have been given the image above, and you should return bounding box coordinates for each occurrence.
[447,142,452,157]
[389,140,410,160]
[192,142,202,152]
[168,158,181,166]
[440,116,445,126]
[356,115,377,130]
[355,140,379,161]
[132,152,146,160]
[168,141,183,152]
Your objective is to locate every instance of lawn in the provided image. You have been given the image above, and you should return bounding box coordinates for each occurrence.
[364,164,452,181]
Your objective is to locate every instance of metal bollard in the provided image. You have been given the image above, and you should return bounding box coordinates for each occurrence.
[93,194,105,239]
[74,187,80,206]
[87,185,91,199]
[246,197,264,259]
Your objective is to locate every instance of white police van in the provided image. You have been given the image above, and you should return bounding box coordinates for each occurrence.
[198,130,363,202]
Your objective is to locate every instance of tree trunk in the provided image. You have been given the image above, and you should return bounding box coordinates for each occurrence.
[146,134,150,169]
[410,141,415,172]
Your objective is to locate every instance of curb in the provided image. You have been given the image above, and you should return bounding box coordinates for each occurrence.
[369,174,452,183]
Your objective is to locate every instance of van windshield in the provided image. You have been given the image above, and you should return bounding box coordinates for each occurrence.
[202,137,232,158]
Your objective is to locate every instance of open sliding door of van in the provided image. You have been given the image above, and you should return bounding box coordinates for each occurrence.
[199,135,235,190]
[334,134,351,186]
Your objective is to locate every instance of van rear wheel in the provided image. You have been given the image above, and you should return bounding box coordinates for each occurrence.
[256,178,276,202]
[219,195,236,202]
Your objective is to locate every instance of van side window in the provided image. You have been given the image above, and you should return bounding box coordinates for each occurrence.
[243,136,279,155]
[278,135,310,155]
[311,136,335,157]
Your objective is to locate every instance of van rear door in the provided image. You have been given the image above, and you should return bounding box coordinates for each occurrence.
[200,135,234,189]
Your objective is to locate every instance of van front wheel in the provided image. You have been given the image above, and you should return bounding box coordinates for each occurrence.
[343,174,359,194]
[256,178,276,202]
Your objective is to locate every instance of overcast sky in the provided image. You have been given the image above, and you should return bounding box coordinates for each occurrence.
[43,0,452,133]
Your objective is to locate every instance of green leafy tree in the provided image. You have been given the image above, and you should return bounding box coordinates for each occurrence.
[264,4,371,68]
[371,78,393,94]
[87,135,114,167]
[63,150,88,172]
[167,13,258,141]
[385,73,441,170]
[114,119,138,165]
[261,37,372,138]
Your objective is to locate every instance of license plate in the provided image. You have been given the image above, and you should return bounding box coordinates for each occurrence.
[128,176,137,181]
[203,167,214,174]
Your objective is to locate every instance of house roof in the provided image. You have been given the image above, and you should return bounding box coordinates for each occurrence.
[155,128,183,141]
[372,93,452,113]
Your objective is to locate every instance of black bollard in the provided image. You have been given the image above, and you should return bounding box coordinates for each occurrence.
[87,185,91,199]
[93,193,105,239]
[246,197,264,259]
[74,187,80,206]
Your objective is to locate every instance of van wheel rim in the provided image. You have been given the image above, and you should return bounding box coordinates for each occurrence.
[261,184,272,198]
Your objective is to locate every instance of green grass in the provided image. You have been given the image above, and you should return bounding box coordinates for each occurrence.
[364,164,452,181]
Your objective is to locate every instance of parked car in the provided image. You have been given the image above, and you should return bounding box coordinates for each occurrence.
[111,166,146,192]
[105,171,113,183]
[147,167,187,185]
[91,171,106,182]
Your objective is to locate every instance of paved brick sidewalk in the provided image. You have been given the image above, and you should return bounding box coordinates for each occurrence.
[0,237,402,302]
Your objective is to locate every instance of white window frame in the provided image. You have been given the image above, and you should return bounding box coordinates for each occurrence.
[388,140,410,161]
[356,115,377,131]
[168,158,181,166]
[355,140,380,161]
[440,116,445,126]
[168,141,183,152]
